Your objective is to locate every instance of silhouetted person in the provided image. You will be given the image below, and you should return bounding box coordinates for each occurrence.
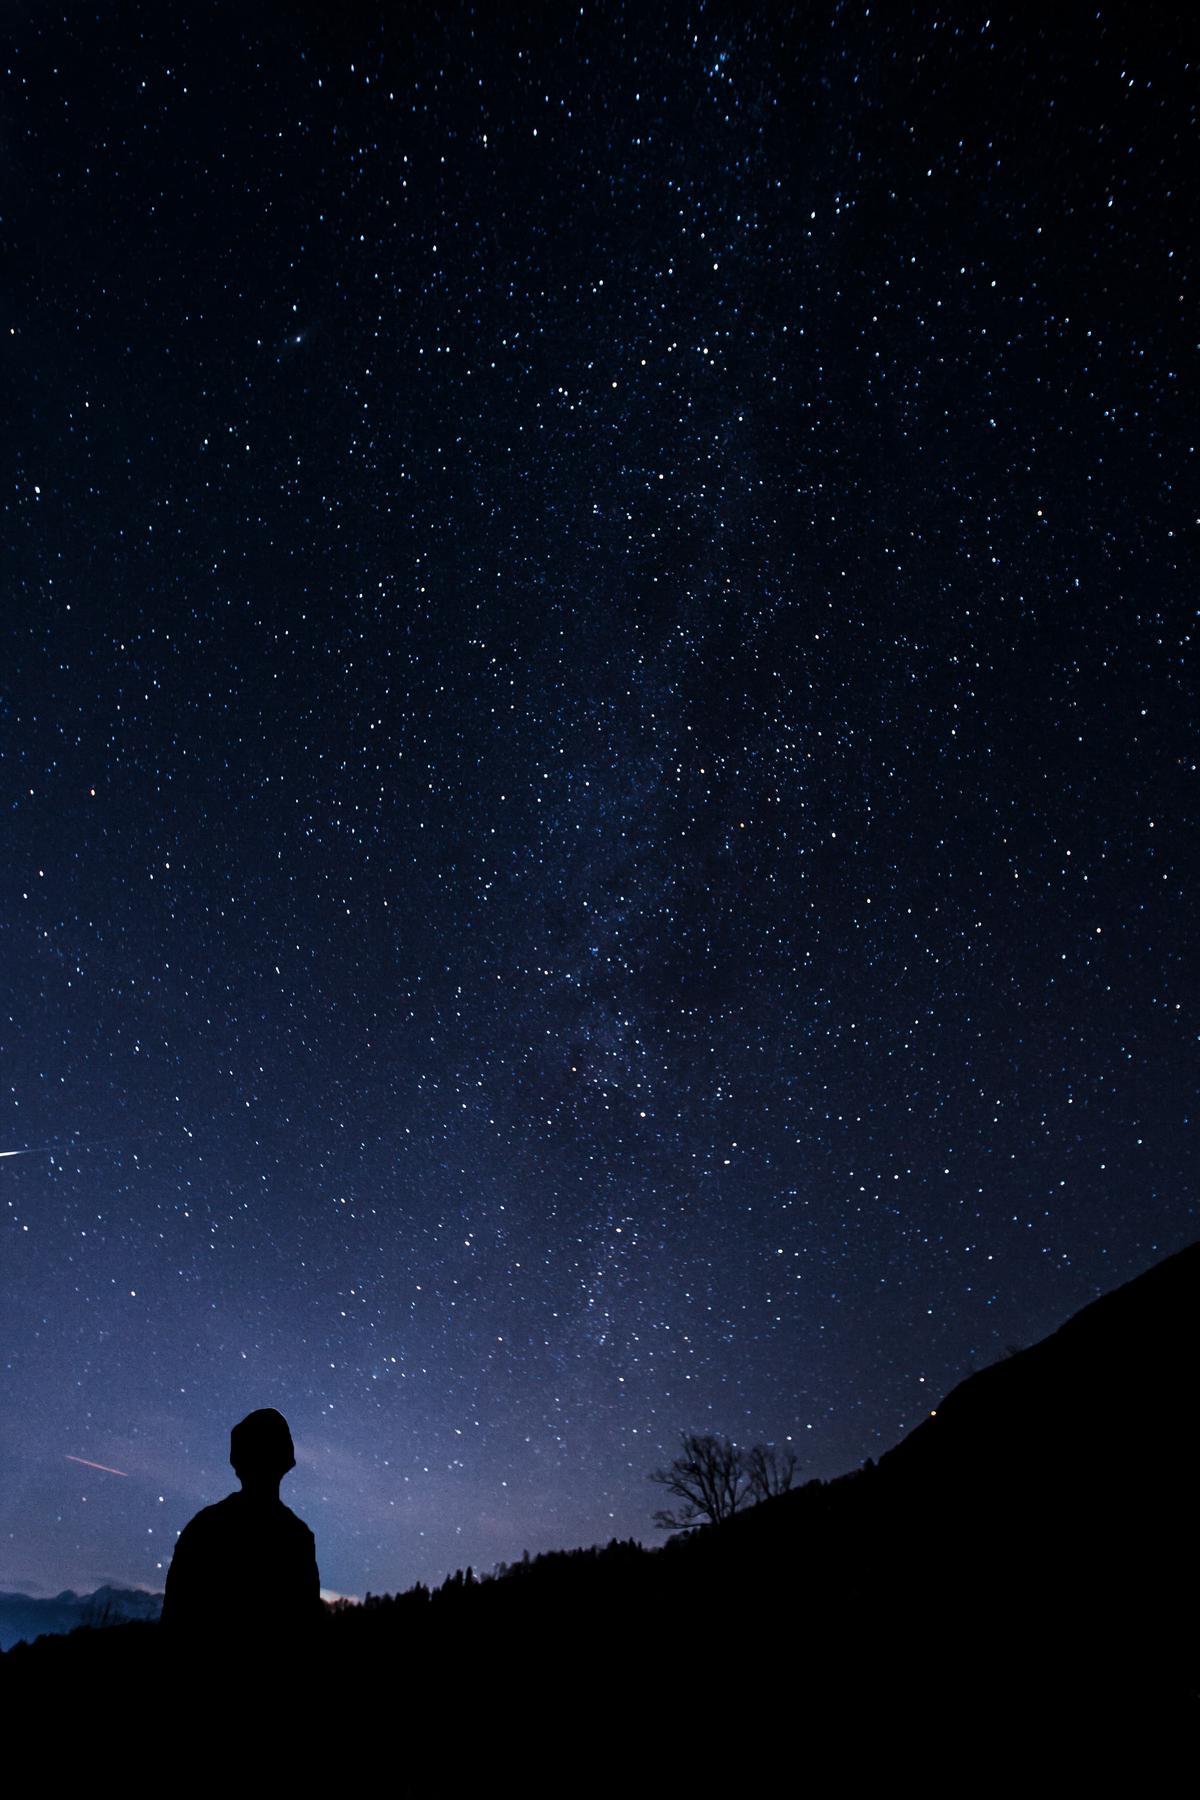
[162,1408,322,1659]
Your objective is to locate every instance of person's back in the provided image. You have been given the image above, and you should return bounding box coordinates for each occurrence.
[162,1408,322,1661]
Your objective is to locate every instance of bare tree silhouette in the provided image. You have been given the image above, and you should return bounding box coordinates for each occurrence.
[649,1433,798,1531]
[745,1442,798,1503]
[649,1434,738,1532]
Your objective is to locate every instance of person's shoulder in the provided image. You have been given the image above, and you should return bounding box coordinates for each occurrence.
[199,1493,242,1519]
[179,1494,240,1536]
[278,1501,315,1542]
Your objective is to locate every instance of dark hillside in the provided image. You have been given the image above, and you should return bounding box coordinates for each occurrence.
[712,1239,1199,1725]
[4,1244,1195,1747]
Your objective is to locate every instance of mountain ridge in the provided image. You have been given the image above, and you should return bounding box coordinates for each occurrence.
[0,1583,162,1652]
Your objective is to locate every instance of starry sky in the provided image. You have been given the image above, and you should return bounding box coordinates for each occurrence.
[2,3,1194,1603]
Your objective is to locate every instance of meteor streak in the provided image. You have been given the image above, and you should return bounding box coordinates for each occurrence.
[1,1135,159,1160]
[66,1455,130,1477]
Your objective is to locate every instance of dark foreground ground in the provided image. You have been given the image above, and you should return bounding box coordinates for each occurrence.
[5,1243,1196,1768]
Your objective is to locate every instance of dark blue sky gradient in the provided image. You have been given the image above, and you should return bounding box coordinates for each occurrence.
[1,3,1194,1600]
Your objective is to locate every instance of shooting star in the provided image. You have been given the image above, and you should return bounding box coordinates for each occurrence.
[66,1455,130,1478]
[1,1135,160,1161]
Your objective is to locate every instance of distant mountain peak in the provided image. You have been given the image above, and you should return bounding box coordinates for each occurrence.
[0,1584,163,1652]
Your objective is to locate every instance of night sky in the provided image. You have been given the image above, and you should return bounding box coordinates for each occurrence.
[2,4,1194,1604]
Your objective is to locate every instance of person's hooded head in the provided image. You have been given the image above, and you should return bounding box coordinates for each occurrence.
[230,1408,296,1490]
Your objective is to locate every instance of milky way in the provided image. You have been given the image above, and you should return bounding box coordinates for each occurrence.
[1,4,1193,1600]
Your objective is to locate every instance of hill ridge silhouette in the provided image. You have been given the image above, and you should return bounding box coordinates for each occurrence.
[4,1240,1195,1742]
